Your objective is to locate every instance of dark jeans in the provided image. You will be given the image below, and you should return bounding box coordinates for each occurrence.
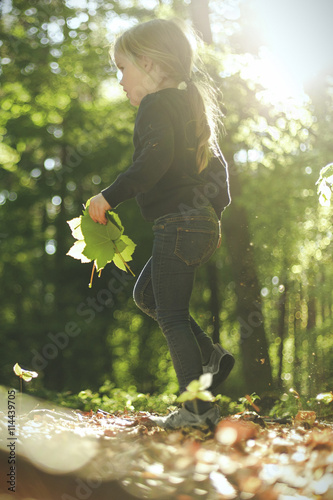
[133,206,220,399]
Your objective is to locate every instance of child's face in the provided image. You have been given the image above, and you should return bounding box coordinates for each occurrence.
[115,52,156,106]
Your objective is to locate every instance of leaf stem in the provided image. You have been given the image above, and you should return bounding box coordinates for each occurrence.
[193,398,199,416]
[89,263,96,288]
[121,258,135,276]
[113,242,135,276]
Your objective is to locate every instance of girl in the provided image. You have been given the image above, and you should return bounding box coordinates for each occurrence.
[88,18,234,429]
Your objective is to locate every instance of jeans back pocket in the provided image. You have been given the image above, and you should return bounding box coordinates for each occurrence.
[174,228,218,266]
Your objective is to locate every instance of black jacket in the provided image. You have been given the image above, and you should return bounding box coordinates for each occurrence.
[102,88,230,221]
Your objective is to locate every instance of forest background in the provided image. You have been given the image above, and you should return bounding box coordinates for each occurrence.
[1,0,332,410]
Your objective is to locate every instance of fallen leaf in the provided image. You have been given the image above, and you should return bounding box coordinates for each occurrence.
[294,411,316,426]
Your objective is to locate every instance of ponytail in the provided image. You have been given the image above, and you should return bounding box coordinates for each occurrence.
[186,80,211,172]
[185,70,223,172]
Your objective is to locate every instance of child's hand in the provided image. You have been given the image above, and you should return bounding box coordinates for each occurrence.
[88,193,111,225]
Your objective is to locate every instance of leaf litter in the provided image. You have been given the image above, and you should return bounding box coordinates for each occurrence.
[1,394,333,500]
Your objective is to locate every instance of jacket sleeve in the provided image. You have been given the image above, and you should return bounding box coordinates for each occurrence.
[101,95,174,208]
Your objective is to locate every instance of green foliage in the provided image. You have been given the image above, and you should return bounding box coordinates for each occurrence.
[316,391,333,404]
[67,199,136,286]
[27,382,273,419]
[317,163,333,207]
[33,383,178,414]
[268,390,333,420]
[22,380,333,421]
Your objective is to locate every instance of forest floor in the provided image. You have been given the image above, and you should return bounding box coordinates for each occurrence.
[1,397,333,500]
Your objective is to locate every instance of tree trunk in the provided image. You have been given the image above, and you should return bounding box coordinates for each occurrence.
[306,294,316,396]
[293,292,302,394]
[223,171,273,395]
[277,283,288,389]
[190,0,213,44]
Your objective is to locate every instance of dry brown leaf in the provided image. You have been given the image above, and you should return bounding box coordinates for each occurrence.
[294,411,317,426]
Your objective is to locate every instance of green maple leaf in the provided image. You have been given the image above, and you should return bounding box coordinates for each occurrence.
[113,235,136,272]
[66,239,91,263]
[66,199,136,286]
[67,216,84,240]
[107,211,124,234]
[80,209,120,271]
[66,216,90,263]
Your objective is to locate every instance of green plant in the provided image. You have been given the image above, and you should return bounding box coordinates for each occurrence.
[237,393,261,413]
[267,389,329,420]
[13,363,38,393]
[315,391,333,418]
[177,374,216,414]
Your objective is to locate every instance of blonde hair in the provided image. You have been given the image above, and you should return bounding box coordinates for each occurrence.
[111,19,223,173]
